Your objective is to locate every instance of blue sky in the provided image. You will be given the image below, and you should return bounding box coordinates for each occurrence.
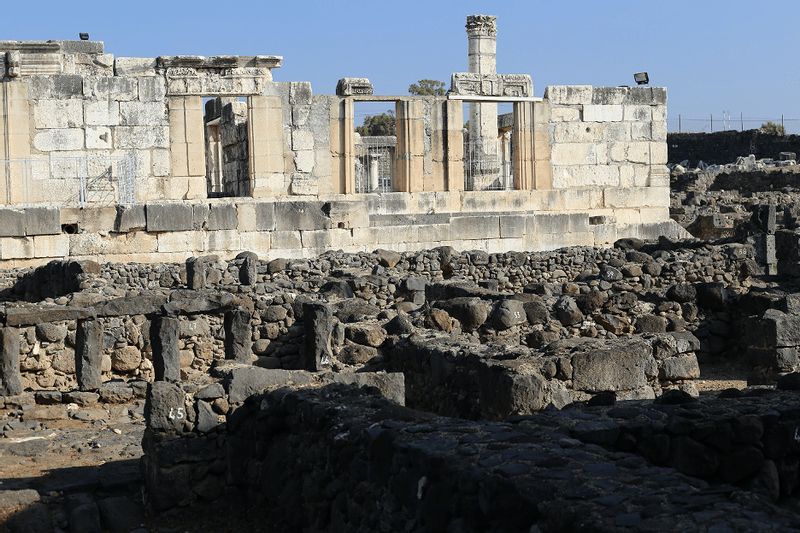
[7,0,800,132]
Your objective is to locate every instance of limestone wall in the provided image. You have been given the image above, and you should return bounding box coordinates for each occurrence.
[0,190,687,267]
[545,85,668,189]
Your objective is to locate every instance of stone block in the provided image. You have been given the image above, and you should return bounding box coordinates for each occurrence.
[274,201,329,231]
[76,319,103,391]
[144,382,185,433]
[544,85,592,105]
[114,126,169,149]
[549,106,581,122]
[623,105,651,122]
[255,203,276,230]
[151,149,171,177]
[572,339,653,392]
[0,209,27,237]
[291,130,314,151]
[224,309,252,363]
[191,204,209,230]
[33,128,84,152]
[205,230,241,252]
[0,237,34,259]
[591,87,627,105]
[146,203,194,232]
[29,75,83,99]
[450,215,500,240]
[114,57,157,77]
[138,77,166,101]
[119,101,167,126]
[84,100,119,126]
[271,231,302,249]
[303,303,334,370]
[114,204,146,232]
[0,327,22,396]
[156,231,205,254]
[83,76,138,100]
[500,215,526,238]
[85,126,112,150]
[33,234,69,258]
[24,207,60,236]
[207,204,238,230]
[582,105,623,122]
[552,165,619,188]
[239,232,271,253]
[33,100,83,129]
[152,316,180,382]
[551,143,601,166]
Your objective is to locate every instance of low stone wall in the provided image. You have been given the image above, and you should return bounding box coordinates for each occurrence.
[668,130,800,166]
[141,383,799,530]
[0,188,687,268]
[385,332,701,419]
[534,387,800,501]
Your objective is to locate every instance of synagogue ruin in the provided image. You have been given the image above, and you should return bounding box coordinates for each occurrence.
[2,13,800,533]
[0,15,682,267]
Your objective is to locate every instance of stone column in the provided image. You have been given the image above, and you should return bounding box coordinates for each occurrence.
[445,100,465,191]
[466,15,499,190]
[512,101,535,190]
[152,316,180,383]
[168,96,206,199]
[368,153,380,192]
[0,81,32,205]
[248,95,286,198]
[303,302,333,371]
[76,319,103,391]
[0,327,21,396]
[224,308,252,363]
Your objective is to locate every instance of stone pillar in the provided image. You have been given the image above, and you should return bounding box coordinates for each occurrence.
[75,319,103,391]
[395,100,424,192]
[445,100,465,191]
[303,302,333,371]
[0,327,21,396]
[532,101,552,189]
[466,15,499,190]
[239,254,258,285]
[186,256,208,290]
[168,96,206,199]
[0,81,32,205]
[224,308,252,363]
[248,95,286,198]
[152,316,180,383]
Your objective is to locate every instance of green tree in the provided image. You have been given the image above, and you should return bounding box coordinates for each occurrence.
[760,121,785,136]
[356,111,396,136]
[408,79,446,96]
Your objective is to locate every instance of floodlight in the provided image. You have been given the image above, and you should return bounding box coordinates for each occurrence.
[634,72,649,85]
[79,33,90,41]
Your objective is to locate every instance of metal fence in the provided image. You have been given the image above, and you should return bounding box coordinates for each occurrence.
[355,136,395,193]
[0,153,137,207]
[463,138,513,191]
[669,114,800,134]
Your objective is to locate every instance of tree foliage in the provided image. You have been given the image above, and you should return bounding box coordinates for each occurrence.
[408,79,446,96]
[356,111,396,136]
[760,121,785,136]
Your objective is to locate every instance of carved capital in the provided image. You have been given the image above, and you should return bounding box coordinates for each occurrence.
[336,77,373,96]
[466,15,497,37]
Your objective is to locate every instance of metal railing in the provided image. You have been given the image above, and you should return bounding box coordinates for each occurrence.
[355,136,395,193]
[0,153,137,207]
[463,138,513,191]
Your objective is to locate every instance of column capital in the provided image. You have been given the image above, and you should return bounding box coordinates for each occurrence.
[466,15,497,38]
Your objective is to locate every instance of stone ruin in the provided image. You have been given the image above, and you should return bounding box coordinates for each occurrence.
[1,13,800,533]
[0,14,683,268]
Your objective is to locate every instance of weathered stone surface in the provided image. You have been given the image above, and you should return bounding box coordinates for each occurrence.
[112,346,142,373]
[571,339,653,392]
[433,297,490,331]
[146,203,194,232]
[0,327,22,396]
[114,205,146,233]
[75,319,103,391]
[239,255,257,285]
[223,366,314,404]
[24,207,60,236]
[224,309,252,363]
[303,302,334,370]
[152,316,180,382]
[554,296,583,326]
[274,202,329,231]
[344,323,387,348]
[144,381,185,432]
[490,299,526,330]
[207,204,238,230]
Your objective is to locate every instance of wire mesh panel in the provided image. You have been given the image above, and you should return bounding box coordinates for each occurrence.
[355,136,395,193]
[463,138,513,191]
[0,153,137,207]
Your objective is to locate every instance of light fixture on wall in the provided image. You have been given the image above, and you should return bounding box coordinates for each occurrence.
[633,72,649,85]
[79,33,90,41]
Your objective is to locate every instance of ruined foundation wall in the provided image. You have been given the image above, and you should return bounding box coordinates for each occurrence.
[669,130,800,166]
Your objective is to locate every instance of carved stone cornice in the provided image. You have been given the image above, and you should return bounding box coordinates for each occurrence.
[450,72,532,97]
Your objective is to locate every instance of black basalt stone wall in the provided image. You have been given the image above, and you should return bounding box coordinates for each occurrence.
[669,130,800,166]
